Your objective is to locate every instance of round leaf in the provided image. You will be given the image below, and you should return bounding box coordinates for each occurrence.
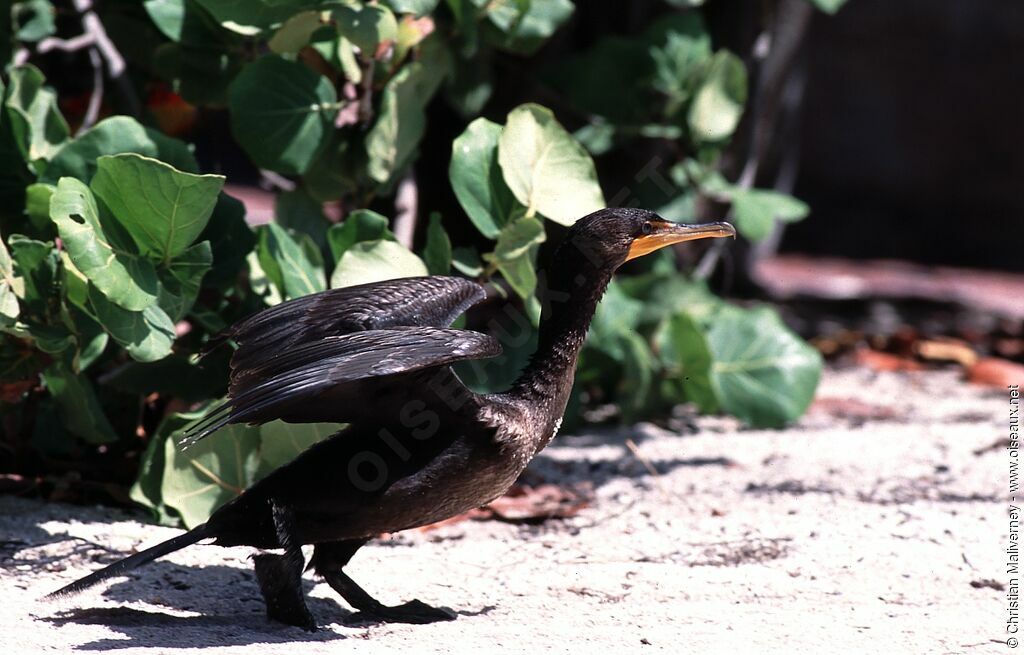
[90,154,225,263]
[269,10,324,54]
[4,64,69,167]
[330,239,427,289]
[50,177,159,311]
[705,306,822,427]
[422,213,451,276]
[89,284,176,363]
[365,64,429,183]
[484,0,574,55]
[332,3,398,53]
[257,223,326,300]
[42,116,198,184]
[192,0,319,31]
[731,189,810,242]
[326,209,395,262]
[498,103,604,226]
[161,420,261,528]
[688,50,747,143]
[0,236,20,325]
[450,117,522,238]
[228,55,339,175]
[382,0,439,17]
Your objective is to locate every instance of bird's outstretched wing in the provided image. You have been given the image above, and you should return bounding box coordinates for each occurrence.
[204,276,487,373]
[182,277,499,447]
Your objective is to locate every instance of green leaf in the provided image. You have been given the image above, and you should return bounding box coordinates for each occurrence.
[41,363,117,444]
[492,214,544,262]
[618,273,721,326]
[705,306,822,427]
[49,177,159,312]
[647,14,712,118]
[90,154,224,263]
[0,235,22,326]
[256,420,340,478]
[42,116,198,184]
[89,284,176,362]
[332,3,398,53]
[269,10,324,53]
[303,131,362,202]
[131,409,187,525]
[228,55,339,175]
[13,0,56,42]
[157,240,213,321]
[655,312,719,413]
[4,64,69,168]
[382,0,440,16]
[67,306,109,371]
[326,209,395,261]
[330,239,427,289]
[587,280,643,357]
[257,223,326,300]
[731,189,810,242]
[160,419,261,528]
[616,330,654,422]
[335,35,363,84]
[7,235,57,316]
[688,50,747,143]
[147,1,246,105]
[484,0,574,55]
[488,215,544,299]
[451,245,483,277]
[422,213,451,275]
[192,0,320,31]
[450,117,522,238]
[24,181,53,231]
[144,0,186,41]
[498,103,604,226]
[366,65,428,184]
[804,0,848,14]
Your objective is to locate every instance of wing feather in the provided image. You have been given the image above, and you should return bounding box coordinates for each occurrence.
[181,327,500,447]
[204,277,487,374]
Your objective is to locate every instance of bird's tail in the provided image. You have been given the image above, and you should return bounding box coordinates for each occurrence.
[46,523,213,599]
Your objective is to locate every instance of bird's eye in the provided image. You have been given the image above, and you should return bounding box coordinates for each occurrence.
[641,222,653,235]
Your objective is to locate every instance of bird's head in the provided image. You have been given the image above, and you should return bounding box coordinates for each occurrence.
[561,207,736,270]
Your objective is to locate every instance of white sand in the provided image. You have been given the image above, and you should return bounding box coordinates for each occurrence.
[0,368,1008,654]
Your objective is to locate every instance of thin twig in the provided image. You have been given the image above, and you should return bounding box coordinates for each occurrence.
[392,172,418,249]
[82,48,103,129]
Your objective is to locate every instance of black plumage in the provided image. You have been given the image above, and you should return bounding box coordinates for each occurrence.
[48,208,735,629]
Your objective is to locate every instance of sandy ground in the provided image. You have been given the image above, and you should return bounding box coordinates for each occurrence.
[0,368,1010,654]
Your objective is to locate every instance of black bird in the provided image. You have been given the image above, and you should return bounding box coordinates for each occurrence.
[48,208,735,629]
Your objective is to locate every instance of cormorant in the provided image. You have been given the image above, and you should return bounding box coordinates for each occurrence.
[47,208,735,629]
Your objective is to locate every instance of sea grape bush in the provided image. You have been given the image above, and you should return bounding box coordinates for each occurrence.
[1,0,832,525]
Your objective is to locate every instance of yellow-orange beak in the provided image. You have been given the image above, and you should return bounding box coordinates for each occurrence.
[625,220,736,261]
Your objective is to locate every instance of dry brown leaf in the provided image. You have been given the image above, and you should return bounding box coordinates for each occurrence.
[915,337,978,367]
[854,348,923,372]
[966,357,1024,388]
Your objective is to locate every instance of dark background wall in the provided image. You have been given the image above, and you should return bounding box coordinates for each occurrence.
[784,0,1024,271]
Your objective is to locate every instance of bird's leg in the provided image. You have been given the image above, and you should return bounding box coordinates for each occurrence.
[311,540,456,624]
[253,501,316,631]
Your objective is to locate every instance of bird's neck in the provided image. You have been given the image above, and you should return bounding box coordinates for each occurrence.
[510,248,613,415]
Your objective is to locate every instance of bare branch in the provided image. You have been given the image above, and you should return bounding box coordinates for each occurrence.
[392,172,419,249]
